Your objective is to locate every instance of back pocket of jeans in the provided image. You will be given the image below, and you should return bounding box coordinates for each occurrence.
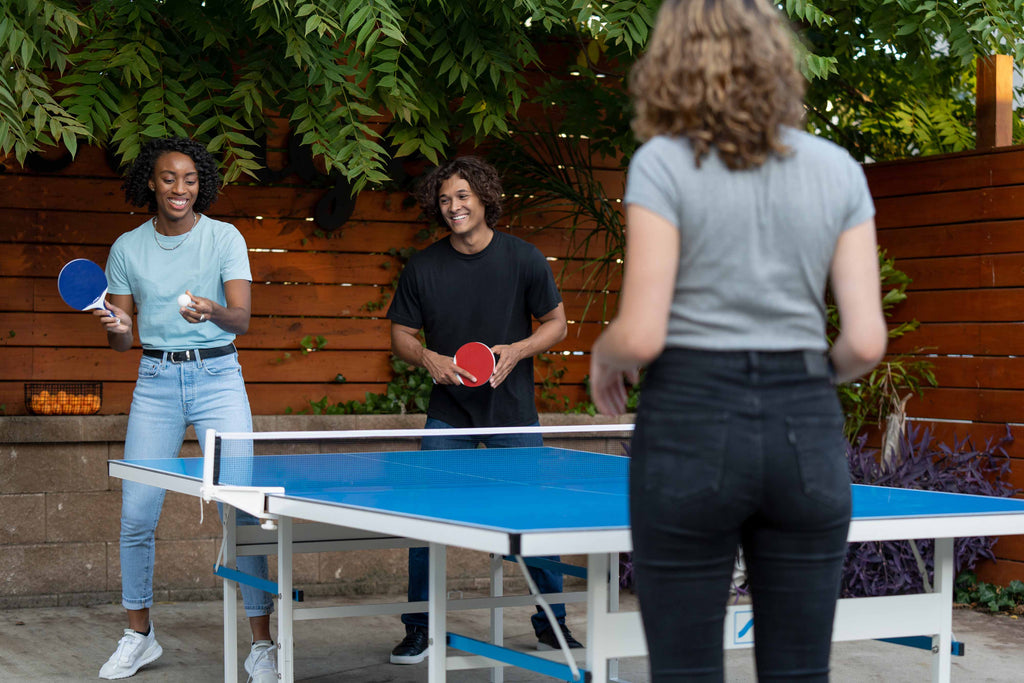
[786,415,850,507]
[633,410,730,503]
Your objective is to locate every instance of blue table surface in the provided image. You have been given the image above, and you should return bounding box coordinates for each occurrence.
[120,446,1024,534]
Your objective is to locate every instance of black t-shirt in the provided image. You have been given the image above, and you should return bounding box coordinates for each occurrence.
[386,231,562,427]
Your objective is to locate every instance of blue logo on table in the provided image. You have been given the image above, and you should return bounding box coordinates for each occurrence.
[733,609,754,645]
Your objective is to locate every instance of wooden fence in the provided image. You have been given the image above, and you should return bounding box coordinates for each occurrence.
[3,132,1024,581]
[0,127,623,416]
[867,144,1024,584]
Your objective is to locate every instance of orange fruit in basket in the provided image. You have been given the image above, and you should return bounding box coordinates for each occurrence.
[30,395,43,413]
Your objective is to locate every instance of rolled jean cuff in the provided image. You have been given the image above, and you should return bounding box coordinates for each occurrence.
[243,602,274,618]
[122,595,153,611]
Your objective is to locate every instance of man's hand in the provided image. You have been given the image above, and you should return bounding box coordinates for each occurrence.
[423,348,464,385]
[489,342,525,388]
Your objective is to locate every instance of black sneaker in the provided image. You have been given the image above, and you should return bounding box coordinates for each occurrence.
[536,624,584,651]
[390,626,429,664]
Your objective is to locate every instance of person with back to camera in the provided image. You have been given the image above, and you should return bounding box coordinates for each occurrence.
[95,137,277,682]
[589,1,888,681]
[385,155,582,664]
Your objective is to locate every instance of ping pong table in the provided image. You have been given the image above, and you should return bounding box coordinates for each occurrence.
[108,426,1024,683]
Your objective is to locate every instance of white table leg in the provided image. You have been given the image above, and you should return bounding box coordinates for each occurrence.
[278,517,295,682]
[932,537,954,683]
[608,553,621,682]
[489,553,504,683]
[428,543,448,683]
[222,507,237,683]
[587,552,610,683]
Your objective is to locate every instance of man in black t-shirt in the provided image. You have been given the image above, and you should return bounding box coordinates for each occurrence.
[385,156,580,663]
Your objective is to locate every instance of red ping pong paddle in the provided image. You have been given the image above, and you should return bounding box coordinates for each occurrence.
[454,342,495,387]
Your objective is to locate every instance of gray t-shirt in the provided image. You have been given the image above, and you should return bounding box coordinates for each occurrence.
[624,128,875,352]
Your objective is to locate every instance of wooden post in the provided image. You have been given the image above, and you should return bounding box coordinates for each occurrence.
[976,54,1013,149]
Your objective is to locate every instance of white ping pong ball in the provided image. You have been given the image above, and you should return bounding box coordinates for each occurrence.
[177,294,191,307]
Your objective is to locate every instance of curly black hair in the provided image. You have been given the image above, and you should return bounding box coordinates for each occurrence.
[414,156,503,229]
[122,137,221,212]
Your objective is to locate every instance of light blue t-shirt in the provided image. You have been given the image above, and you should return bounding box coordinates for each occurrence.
[625,128,875,352]
[106,215,252,351]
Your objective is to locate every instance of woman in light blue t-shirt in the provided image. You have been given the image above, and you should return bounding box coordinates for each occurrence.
[591,1,888,681]
[95,138,276,682]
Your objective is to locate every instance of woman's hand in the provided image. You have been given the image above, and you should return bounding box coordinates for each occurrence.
[590,353,639,415]
[179,290,212,324]
[93,301,131,335]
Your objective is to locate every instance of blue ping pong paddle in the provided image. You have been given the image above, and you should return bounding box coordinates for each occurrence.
[58,258,114,316]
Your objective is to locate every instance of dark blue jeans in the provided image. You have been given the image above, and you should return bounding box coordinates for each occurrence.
[630,349,851,682]
[401,418,567,636]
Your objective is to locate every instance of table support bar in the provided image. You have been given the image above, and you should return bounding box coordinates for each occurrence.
[214,564,304,602]
[503,556,588,580]
[447,633,585,682]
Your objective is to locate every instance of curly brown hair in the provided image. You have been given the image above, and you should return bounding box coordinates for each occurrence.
[414,156,503,228]
[630,0,805,170]
[122,137,221,212]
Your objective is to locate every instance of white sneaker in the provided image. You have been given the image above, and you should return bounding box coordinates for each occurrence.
[98,625,163,679]
[244,640,278,683]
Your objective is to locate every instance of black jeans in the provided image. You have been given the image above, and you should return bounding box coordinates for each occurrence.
[630,349,851,682]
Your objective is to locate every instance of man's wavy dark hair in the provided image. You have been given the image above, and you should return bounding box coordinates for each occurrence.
[122,137,222,212]
[414,156,503,229]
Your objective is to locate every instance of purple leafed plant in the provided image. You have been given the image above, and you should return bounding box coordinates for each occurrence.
[842,424,1017,598]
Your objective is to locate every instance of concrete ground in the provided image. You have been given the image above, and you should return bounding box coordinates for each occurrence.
[1,591,1022,682]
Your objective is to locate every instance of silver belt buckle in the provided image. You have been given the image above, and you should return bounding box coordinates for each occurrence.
[169,349,193,363]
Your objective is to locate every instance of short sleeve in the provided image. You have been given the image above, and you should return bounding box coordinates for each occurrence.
[386,258,424,330]
[841,155,875,232]
[624,138,682,229]
[524,243,562,318]
[220,225,252,282]
[105,236,132,296]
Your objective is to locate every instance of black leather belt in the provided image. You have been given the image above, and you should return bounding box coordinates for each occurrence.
[142,343,236,363]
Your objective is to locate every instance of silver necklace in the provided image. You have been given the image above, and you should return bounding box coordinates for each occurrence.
[153,213,199,251]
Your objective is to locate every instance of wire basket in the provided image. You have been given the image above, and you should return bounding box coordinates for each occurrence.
[25,382,102,415]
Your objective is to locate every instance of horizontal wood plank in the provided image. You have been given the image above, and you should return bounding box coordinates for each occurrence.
[0,278,616,325]
[864,146,1024,198]
[0,347,593,387]
[896,253,1024,291]
[906,387,1024,424]
[877,220,1024,259]
[0,208,625,267]
[0,312,392,350]
[916,356,1024,390]
[887,288,1024,323]
[887,323,1024,356]
[988,534,1024,563]
[975,558,1024,586]
[1,245,617,292]
[873,185,1024,230]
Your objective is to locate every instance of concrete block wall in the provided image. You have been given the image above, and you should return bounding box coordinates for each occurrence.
[0,414,634,609]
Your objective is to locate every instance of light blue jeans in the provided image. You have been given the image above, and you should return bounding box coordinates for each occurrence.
[119,351,273,617]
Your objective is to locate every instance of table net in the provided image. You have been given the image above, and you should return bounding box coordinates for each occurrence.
[209,423,635,495]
